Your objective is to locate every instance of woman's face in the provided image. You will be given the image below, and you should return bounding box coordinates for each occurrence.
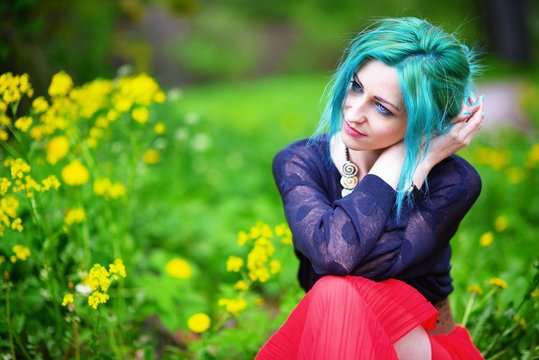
[341,60,407,151]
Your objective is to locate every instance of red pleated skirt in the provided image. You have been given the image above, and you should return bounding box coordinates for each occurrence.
[256,275,483,360]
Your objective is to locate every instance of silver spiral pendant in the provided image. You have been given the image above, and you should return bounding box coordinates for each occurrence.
[342,161,358,176]
[340,160,359,197]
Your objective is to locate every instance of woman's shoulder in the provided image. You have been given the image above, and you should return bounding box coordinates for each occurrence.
[429,154,482,197]
[273,136,329,166]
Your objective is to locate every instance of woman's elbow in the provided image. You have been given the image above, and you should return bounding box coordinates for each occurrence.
[313,259,352,276]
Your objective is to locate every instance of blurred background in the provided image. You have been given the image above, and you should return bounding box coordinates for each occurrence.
[1,0,537,90]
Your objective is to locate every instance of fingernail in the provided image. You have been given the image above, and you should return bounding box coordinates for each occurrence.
[462,110,472,116]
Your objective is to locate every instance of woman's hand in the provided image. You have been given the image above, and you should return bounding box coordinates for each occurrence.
[423,95,484,168]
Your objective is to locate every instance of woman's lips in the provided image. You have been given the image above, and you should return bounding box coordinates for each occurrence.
[343,121,366,138]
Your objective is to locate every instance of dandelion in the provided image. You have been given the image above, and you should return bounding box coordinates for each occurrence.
[107,183,126,199]
[132,107,149,124]
[218,297,247,316]
[488,277,508,289]
[142,149,160,165]
[12,244,31,261]
[48,71,73,97]
[226,256,244,272]
[187,313,211,333]
[64,208,86,225]
[93,178,112,195]
[479,232,494,247]
[525,143,539,168]
[166,258,192,279]
[154,122,166,134]
[62,293,74,306]
[61,159,89,186]
[467,284,483,296]
[506,167,525,184]
[494,215,508,232]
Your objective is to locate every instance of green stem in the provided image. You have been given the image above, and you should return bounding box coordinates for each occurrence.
[461,293,476,327]
[6,284,16,360]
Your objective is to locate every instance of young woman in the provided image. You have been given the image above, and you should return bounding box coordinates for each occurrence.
[257,18,485,359]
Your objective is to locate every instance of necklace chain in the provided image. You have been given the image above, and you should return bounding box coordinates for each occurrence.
[341,146,359,197]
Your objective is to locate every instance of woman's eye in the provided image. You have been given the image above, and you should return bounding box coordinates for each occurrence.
[350,80,363,93]
[375,103,393,117]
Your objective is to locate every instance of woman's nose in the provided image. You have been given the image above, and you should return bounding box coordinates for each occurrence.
[345,97,368,123]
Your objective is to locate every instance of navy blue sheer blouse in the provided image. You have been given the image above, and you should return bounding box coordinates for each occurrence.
[272,137,481,303]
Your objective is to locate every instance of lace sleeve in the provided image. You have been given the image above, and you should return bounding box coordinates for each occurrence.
[350,155,482,280]
[273,141,481,278]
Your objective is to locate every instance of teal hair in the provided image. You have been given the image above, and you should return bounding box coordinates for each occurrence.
[312,17,480,215]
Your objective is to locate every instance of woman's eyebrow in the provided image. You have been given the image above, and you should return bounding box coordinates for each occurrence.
[354,75,402,113]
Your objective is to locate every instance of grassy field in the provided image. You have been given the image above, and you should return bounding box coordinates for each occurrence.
[1,71,538,358]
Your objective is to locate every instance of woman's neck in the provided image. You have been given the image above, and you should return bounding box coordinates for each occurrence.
[330,133,382,180]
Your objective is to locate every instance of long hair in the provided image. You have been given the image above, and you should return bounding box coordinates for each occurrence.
[312,17,480,215]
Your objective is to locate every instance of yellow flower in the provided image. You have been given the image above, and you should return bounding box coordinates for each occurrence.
[506,167,525,184]
[187,312,211,333]
[14,116,32,132]
[11,218,23,232]
[525,143,539,168]
[142,149,160,165]
[275,223,293,245]
[62,293,74,306]
[0,177,11,196]
[479,232,494,247]
[467,284,483,296]
[494,215,508,232]
[88,291,110,309]
[85,264,111,292]
[237,230,250,246]
[64,208,86,225]
[0,129,8,141]
[61,160,89,186]
[531,289,539,298]
[269,259,282,274]
[48,71,73,97]
[488,277,508,289]
[226,256,244,272]
[218,297,247,316]
[166,258,192,279]
[46,136,70,164]
[41,175,61,191]
[107,183,126,199]
[514,315,527,329]
[233,280,249,291]
[108,259,127,280]
[132,107,149,124]
[1,195,19,218]
[32,96,49,113]
[93,178,111,195]
[154,122,166,134]
[8,158,31,179]
[12,244,30,260]
[154,91,166,103]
